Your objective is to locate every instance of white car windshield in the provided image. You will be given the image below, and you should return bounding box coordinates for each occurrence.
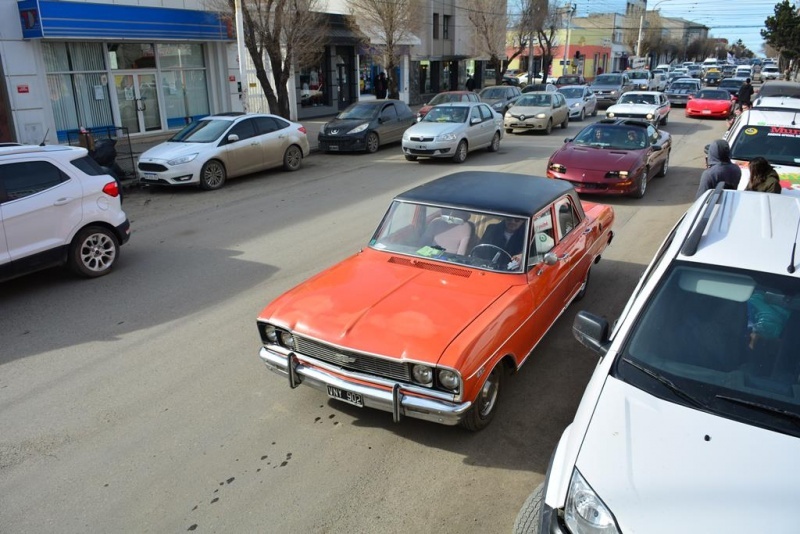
[516,94,552,107]
[730,124,800,167]
[619,94,656,105]
[558,88,584,99]
[169,119,231,143]
[370,201,531,273]
[618,263,800,438]
[423,107,468,123]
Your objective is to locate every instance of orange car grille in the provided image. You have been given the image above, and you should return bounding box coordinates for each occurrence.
[295,336,412,381]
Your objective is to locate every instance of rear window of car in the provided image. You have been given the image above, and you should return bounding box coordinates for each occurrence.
[70,155,107,176]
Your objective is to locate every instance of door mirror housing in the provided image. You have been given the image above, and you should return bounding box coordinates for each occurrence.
[227,134,240,143]
[572,311,611,356]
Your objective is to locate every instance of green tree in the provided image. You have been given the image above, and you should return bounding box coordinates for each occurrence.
[762,0,800,62]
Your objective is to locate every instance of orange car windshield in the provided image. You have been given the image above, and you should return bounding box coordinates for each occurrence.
[369,201,530,273]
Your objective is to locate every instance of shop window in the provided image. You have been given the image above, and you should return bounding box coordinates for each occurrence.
[160,69,210,129]
[107,43,156,69]
[158,44,205,69]
[298,63,328,107]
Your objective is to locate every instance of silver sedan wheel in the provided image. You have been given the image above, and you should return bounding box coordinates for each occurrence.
[199,160,226,190]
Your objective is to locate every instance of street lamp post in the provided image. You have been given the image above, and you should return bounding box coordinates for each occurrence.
[636,0,671,63]
[562,3,577,75]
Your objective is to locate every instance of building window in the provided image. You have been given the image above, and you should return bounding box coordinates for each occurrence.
[433,13,439,40]
[443,15,450,40]
[298,62,328,107]
[43,42,113,142]
[157,44,210,129]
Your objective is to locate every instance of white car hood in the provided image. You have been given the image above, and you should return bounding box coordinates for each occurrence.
[606,103,658,115]
[576,377,799,533]
[139,141,210,162]
[406,122,464,137]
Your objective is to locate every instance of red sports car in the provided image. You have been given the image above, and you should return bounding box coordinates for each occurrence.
[546,119,672,198]
[685,88,735,119]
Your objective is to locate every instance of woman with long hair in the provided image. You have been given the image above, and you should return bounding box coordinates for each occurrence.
[746,157,782,193]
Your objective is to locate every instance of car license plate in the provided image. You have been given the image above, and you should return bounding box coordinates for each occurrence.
[702,110,711,114]
[328,145,339,151]
[326,385,364,407]
[417,144,427,150]
[143,172,157,181]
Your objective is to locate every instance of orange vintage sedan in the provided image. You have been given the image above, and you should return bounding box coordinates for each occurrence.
[256,172,615,430]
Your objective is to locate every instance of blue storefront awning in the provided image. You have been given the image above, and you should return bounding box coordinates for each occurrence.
[18,0,234,41]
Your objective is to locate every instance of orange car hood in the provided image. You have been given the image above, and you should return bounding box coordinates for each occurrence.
[259,249,517,365]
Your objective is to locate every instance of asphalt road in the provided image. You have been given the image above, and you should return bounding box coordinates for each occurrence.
[0,110,726,533]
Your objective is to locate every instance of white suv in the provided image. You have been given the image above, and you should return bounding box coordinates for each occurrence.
[514,186,800,534]
[0,145,130,282]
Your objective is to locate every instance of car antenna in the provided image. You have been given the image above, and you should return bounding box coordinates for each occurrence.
[39,128,49,146]
[788,216,800,274]
[792,112,797,126]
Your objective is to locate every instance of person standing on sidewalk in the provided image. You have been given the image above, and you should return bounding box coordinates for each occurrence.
[375,72,387,99]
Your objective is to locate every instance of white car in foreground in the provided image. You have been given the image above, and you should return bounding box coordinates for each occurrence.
[0,144,130,282]
[137,112,310,191]
[401,102,503,163]
[514,186,800,534]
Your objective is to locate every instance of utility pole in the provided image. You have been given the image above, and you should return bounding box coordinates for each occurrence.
[635,0,647,59]
[235,0,248,113]
[562,3,577,75]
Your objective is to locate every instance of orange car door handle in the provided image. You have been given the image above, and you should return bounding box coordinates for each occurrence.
[53,198,72,206]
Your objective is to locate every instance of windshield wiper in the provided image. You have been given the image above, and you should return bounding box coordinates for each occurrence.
[715,395,800,425]
[622,358,706,409]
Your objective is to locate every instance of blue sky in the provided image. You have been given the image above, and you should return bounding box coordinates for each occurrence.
[580,0,783,55]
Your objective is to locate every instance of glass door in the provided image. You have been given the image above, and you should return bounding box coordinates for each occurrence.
[114,73,161,133]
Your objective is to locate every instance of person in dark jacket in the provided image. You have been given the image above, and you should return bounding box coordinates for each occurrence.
[478,217,526,257]
[745,157,782,193]
[737,78,754,107]
[696,139,742,199]
[375,72,387,99]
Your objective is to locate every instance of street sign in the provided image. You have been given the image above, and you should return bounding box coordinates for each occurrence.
[559,60,571,65]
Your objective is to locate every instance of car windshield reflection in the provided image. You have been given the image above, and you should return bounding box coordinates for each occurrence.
[169,119,230,143]
[423,107,469,123]
[618,263,800,437]
[369,201,532,273]
[337,104,378,120]
[573,125,647,150]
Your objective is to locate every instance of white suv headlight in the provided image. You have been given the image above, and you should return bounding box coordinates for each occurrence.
[565,469,619,534]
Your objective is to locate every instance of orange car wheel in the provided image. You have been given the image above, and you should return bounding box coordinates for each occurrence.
[461,364,502,431]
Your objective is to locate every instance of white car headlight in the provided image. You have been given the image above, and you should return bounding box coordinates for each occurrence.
[610,90,618,95]
[492,102,504,110]
[264,325,279,343]
[347,123,369,134]
[572,102,581,108]
[437,133,458,141]
[403,132,410,141]
[565,469,620,534]
[412,364,433,385]
[646,113,654,120]
[535,113,547,119]
[606,112,615,118]
[167,153,198,166]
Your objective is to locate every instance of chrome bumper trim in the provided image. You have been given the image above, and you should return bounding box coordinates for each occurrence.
[259,347,471,426]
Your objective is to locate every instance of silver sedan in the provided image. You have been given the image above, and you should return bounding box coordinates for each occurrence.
[401,102,503,163]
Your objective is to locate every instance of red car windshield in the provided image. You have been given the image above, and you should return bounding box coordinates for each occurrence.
[574,125,647,150]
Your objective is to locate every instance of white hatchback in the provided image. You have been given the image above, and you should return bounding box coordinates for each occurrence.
[514,186,800,534]
[0,145,130,282]
[137,112,310,191]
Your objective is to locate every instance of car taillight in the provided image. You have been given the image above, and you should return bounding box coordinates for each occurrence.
[298,126,307,134]
[102,181,120,197]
